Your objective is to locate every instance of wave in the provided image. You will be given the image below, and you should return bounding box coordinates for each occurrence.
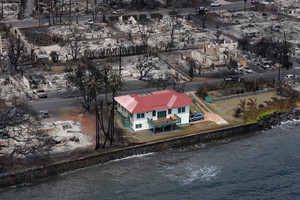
[109,152,155,163]
[163,164,220,185]
[274,119,300,131]
[182,166,219,185]
[279,118,300,125]
[60,152,155,176]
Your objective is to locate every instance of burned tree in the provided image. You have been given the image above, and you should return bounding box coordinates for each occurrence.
[227,59,238,71]
[136,55,155,80]
[167,12,182,49]
[253,35,292,69]
[215,30,222,43]
[0,97,52,168]
[138,24,151,48]
[62,27,83,60]
[92,66,122,149]
[147,72,170,90]
[148,72,186,92]
[169,72,186,92]
[28,43,37,67]
[8,37,25,72]
[244,0,248,12]
[66,59,99,112]
[238,36,250,51]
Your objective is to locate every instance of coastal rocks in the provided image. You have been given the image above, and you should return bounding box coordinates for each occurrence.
[258,112,300,129]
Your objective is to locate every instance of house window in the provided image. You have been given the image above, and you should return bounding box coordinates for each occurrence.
[137,113,145,119]
[130,113,133,118]
[136,124,142,129]
[168,109,172,114]
[152,111,156,117]
[178,107,185,113]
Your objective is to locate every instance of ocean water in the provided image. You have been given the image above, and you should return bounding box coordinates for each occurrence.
[1,121,300,200]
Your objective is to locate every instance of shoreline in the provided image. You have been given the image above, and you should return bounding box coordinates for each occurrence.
[0,123,261,189]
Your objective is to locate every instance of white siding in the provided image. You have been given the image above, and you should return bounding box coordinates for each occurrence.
[132,111,152,131]
[131,106,190,131]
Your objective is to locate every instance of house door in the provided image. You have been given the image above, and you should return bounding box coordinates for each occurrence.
[157,111,167,119]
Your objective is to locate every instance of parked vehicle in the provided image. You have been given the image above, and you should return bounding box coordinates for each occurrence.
[285,74,299,80]
[262,63,271,69]
[197,28,207,32]
[196,7,208,14]
[40,110,50,118]
[262,58,272,64]
[189,112,204,122]
[112,9,124,14]
[33,89,47,98]
[225,75,240,82]
[235,67,245,74]
[244,67,253,73]
[85,19,94,25]
[210,1,221,7]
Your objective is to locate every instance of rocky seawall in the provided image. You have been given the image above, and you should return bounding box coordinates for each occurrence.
[258,111,300,129]
[0,123,261,188]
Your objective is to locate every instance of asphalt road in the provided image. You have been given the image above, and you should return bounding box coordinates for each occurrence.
[5,1,250,28]
[29,68,300,111]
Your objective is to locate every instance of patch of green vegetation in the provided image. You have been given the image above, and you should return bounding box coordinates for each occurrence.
[188,95,208,112]
[243,98,297,123]
[245,110,280,123]
[190,104,205,114]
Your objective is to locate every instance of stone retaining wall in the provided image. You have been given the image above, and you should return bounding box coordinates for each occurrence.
[0,123,261,188]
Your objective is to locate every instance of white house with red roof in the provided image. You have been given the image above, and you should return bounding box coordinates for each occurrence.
[114,89,194,133]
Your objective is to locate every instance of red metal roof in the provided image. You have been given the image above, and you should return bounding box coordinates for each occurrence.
[114,89,193,113]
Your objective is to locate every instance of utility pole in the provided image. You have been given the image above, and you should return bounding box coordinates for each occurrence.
[0,36,2,55]
[38,0,41,26]
[119,41,122,75]
[1,0,4,20]
[69,0,71,22]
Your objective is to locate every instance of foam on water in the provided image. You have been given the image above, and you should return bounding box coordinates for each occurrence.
[182,165,219,185]
[163,163,220,185]
[109,152,155,163]
[60,152,155,176]
[275,119,300,131]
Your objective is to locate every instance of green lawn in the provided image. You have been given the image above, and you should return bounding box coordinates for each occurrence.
[203,91,284,125]
[190,104,205,114]
[188,94,209,112]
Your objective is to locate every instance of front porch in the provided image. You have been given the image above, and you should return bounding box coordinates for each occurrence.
[148,114,182,134]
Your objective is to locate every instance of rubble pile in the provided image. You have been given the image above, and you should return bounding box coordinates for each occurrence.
[120,55,169,79]
[279,3,300,17]
[1,3,19,19]
[44,120,92,153]
[0,120,92,158]
[222,11,278,25]
[115,15,210,49]
[0,76,28,99]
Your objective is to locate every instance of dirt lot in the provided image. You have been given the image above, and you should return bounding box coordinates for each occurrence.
[47,107,96,146]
